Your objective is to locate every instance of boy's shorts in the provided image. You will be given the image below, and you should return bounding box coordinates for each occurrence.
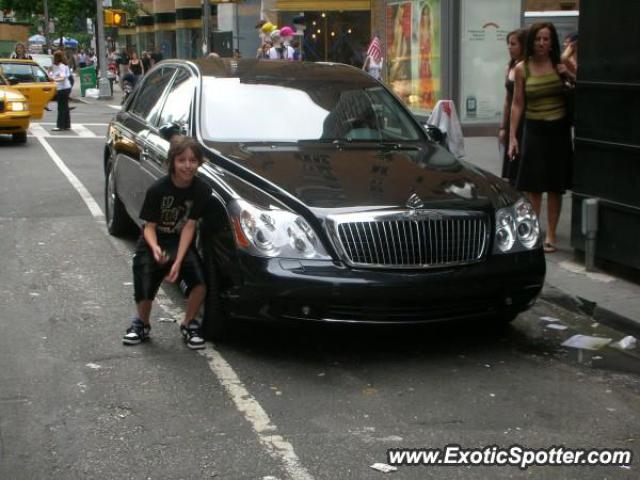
[132,241,206,303]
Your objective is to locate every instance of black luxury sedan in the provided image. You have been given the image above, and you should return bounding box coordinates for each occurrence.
[104,58,546,339]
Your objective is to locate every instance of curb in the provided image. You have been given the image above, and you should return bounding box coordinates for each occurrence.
[540,284,640,337]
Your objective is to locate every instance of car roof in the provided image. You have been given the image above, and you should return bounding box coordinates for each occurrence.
[0,58,39,66]
[188,58,378,86]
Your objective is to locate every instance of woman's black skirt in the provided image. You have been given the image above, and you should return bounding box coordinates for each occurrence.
[516,118,573,193]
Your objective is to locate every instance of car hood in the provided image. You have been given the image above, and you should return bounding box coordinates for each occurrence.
[0,86,27,102]
[208,142,519,213]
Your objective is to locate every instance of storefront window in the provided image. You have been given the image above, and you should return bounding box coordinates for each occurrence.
[459,0,520,123]
[386,0,441,114]
[278,11,371,66]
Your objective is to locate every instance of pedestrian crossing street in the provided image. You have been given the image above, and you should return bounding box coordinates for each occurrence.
[28,123,109,139]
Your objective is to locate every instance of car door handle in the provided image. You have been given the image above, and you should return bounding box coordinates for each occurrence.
[43,87,52,92]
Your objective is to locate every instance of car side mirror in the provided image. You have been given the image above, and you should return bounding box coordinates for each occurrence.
[7,76,20,86]
[424,124,446,145]
[158,122,185,141]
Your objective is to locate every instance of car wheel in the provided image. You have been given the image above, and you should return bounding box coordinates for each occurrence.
[202,242,231,341]
[12,132,27,144]
[105,161,136,237]
[493,312,518,325]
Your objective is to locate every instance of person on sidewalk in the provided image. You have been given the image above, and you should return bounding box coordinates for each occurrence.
[508,22,574,254]
[116,48,130,91]
[123,136,210,350]
[50,50,72,131]
[128,51,144,83]
[499,28,527,185]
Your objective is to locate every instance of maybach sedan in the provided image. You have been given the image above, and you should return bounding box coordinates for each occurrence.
[104,58,546,339]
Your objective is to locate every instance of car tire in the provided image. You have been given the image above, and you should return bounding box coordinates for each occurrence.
[202,243,231,341]
[493,312,518,325]
[105,161,136,237]
[12,132,27,144]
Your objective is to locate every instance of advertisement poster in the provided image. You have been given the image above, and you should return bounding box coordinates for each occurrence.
[386,0,441,113]
[460,0,521,123]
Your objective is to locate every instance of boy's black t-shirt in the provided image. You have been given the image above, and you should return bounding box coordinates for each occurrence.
[138,175,210,246]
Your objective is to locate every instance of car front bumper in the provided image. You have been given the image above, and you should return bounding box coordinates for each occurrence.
[221,251,546,324]
[0,112,30,134]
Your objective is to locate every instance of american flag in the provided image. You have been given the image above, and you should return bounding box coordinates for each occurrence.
[366,35,382,63]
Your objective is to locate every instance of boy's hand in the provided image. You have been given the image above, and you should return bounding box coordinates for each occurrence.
[165,261,181,283]
[152,245,170,264]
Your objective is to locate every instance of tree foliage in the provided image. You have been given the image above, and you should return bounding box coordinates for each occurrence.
[1,0,139,36]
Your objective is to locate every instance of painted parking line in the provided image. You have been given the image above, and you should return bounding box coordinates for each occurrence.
[36,137,314,480]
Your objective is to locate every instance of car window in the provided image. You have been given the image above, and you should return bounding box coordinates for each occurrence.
[156,68,195,128]
[0,63,36,82]
[200,79,423,143]
[129,66,176,124]
[31,66,50,83]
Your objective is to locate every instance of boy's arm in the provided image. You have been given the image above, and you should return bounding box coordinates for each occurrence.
[165,219,197,283]
[143,222,169,264]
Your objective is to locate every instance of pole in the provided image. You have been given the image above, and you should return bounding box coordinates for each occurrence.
[96,0,112,98]
[202,0,211,56]
[43,0,50,51]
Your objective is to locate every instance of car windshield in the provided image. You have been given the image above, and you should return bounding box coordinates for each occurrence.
[0,63,47,83]
[200,77,423,143]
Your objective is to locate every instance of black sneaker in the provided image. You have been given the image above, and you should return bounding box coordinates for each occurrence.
[123,318,150,345]
[180,320,205,350]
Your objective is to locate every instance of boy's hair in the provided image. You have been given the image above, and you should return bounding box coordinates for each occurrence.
[167,136,204,174]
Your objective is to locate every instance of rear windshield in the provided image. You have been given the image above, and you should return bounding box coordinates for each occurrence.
[200,77,423,143]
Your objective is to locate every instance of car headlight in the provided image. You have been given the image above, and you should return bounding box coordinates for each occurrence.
[229,199,330,260]
[493,197,541,253]
[7,101,27,112]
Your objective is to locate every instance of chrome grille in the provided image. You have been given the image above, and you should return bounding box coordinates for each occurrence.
[331,211,488,268]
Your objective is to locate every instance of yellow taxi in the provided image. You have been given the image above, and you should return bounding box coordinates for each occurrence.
[0,58,57,119]
[0,78,30,143]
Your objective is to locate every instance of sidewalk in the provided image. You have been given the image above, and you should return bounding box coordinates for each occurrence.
[465,137,640,336]
[69,72,123,106]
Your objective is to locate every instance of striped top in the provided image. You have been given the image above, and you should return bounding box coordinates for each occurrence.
[524,63,566,121]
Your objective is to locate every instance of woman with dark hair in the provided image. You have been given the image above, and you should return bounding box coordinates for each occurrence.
[51,50,72,131]
[508,22,573,253]
[499,28,527,184]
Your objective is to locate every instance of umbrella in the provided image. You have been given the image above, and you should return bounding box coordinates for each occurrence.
[29,34,46,43]
[52,37,79,47]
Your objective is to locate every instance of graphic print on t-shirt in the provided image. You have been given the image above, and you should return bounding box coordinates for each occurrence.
[158,196,193,235]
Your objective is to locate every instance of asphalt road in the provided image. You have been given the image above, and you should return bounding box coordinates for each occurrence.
[1,102,638,480]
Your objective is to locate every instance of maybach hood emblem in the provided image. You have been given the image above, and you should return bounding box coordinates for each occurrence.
[406,193,424,210]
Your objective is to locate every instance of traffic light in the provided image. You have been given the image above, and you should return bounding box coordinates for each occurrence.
[104,9,127,27]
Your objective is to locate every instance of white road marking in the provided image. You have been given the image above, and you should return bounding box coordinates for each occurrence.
[35,135,104,220]
[38,122,109,126]
[29,122,107,139]
[36,138,314,480]
[28,123,48,137]
[71,123,98,137]
[108,105,122,110]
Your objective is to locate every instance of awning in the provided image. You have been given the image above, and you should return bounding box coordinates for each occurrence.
[275,0,370,12]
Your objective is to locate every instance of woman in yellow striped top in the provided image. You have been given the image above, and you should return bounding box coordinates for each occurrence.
[508,22,574,254]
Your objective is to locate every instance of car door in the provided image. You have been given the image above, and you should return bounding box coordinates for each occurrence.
[141,67,197,195]
[116,65,177,217]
